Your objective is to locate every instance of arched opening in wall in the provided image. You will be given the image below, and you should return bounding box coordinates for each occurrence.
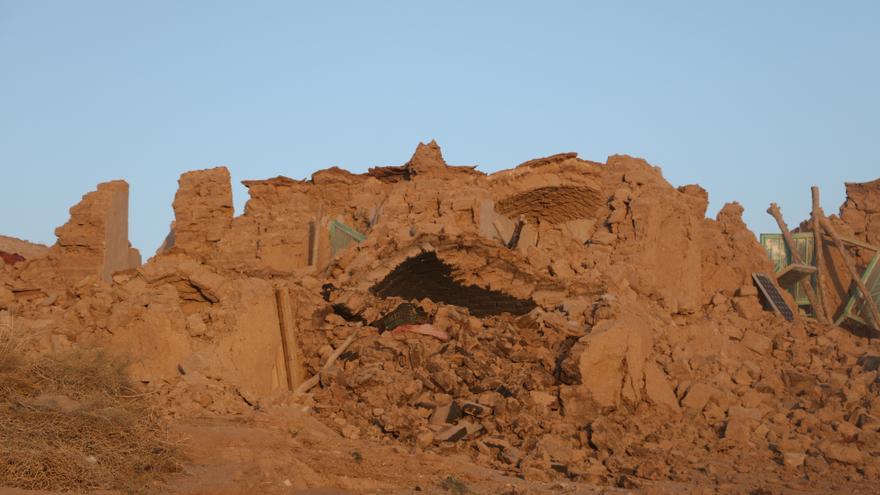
[370,252,537,317]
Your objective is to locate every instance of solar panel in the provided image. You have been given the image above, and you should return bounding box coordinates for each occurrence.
[752,272,795,321]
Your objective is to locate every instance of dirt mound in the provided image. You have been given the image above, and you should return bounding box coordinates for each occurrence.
[1,142,879,492]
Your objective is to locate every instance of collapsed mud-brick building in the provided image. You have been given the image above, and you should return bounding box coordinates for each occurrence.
[1,142,879,488]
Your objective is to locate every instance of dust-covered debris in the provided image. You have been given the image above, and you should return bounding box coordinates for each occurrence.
[1,141,879,493]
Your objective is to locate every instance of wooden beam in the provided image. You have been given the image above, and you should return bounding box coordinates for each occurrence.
[818,216,880,334]
[811,187,833,322]
[274,287,308,391]
[274,288,295,391]
[820,233,879,252]
[767,203,827,322]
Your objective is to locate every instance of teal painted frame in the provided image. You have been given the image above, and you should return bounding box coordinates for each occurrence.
[329,219,366,257]
[759,233,816,306]
[835,253,880,327]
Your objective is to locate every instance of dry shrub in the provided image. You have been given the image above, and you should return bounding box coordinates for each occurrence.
[0,348,182,493]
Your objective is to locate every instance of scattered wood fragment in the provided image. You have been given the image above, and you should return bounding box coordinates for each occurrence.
[294,330,359,394]
[506,217,525,249]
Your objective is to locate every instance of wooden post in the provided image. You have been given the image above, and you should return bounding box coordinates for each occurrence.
[818,216,880,333]
[767,203,827,322]
[811,187,832,321]
[274,287,308,391]
[274,288,294,391]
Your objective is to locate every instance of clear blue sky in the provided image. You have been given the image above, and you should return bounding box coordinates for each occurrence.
[1,1,878,254]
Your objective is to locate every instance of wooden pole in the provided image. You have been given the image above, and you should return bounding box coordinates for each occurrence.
[767,203,828,322]
[818,216,880,333]
[811,187,832,321]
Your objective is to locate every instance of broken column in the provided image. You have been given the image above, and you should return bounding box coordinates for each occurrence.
[54,180,141,283]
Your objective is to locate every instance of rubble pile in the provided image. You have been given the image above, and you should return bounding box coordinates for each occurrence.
[1,142,878,490]
[840,178,880,247]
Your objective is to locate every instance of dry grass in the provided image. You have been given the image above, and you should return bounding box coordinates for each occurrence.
[0,335,182,494]
[0,311,22,371]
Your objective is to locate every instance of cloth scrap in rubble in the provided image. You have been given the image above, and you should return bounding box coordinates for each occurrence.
[0,251,25,265]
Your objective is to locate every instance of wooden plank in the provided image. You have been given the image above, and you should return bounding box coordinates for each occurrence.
[274,287,308,390]
[307,221,317,266]
[776,263,816,288]
[274,288,294,391]
[820,233,879,252]
[767,203,825,322]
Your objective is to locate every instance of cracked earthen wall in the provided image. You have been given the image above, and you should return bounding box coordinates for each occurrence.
[157,142,776,322]
[54,180,140,283]
[840,178,880,246]
[160,167,234,257]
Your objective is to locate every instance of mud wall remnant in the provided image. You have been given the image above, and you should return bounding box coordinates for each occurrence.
[840,178,880,246]
[53,180,141,283]
[160,167,234,257]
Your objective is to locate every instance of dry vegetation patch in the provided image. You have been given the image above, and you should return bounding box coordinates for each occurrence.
[0,330,181,494]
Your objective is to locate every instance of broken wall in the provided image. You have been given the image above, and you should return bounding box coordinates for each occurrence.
[5,143,880,487]
[701,202,775,299]
[127,141,792,410]
[160,143,492,275]
[54,254,320,396]
[156,143,777,322]
[20,180,141,285]
[160,167,234,258]
[840,178,880,246]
